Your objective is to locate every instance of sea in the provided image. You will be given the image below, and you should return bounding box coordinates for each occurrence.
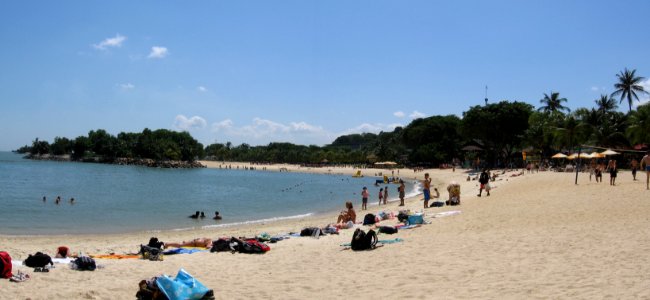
[0,151,420,235]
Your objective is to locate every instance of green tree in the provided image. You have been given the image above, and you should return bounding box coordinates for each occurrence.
[611,68,648,113]
[538,92,570,114]
[50,137,72,155]
[402,115,461,164]
[594,94,618,115]
[627,103,650,145]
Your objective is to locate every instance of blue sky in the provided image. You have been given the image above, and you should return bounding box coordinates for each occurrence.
[1,1,649,151]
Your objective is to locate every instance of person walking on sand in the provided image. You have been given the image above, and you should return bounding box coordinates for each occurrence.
[378,188,384,206]
[361,187,369,210]
[607,159,617,186]
[422,173,432,208]
[478,169,490,197]
[383,186,388,205]
[398,180,406,206]
[641,151,650,190]
[631,158,639,181]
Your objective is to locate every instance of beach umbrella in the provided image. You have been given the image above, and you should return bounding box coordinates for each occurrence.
[551,153,567,159]
[589,152,605,158]
[567,153,590,160]
[383,161,397,165]
[600,149,620,156]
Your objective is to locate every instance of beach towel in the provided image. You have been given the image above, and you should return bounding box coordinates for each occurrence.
[341,238,404,247]
[432,210,461,218]
[163,248,207,255]
[91,254,140,259]
[156,269,213,300]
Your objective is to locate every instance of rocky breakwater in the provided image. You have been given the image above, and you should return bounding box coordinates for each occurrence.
[114,158,206,168]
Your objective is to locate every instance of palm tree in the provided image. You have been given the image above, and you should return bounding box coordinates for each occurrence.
[627,103,650,145]
[594,94,618,115]
[611,68,648,113]
[538,92,570,114]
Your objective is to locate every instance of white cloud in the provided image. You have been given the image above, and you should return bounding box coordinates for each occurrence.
[93,34,126,50]
[211,118,333,145]
[148,46,169,59]
[197,86,207,92]
[393,111,405,118]
[118,83,134,90]
[173,115,207,131]
[590,86,599,92]
[340,123,402,135]
[409,110,426,119]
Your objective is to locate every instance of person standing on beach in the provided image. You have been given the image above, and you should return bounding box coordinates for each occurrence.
[422,173,432,208]
[378,188,384,206]
[641,151,650,190]
[631,158,639,181]
[361,187,369,210]
[383,186,388,205]
[398,180,406,206]
[607,159,617,186]
[478,169,490,197]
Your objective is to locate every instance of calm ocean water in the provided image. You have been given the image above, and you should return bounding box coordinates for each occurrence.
[0,152,418,235]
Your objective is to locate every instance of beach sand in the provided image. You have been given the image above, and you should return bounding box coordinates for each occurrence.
[2,165,650,299]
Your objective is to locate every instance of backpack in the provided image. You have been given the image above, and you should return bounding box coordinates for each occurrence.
[300,227,324,237]
[378,226,398,234]
[351,229,378,251]
[397,212,409,223]
[210,238,235,253]
[239,240,270,254]
[363,213,376,225]
[430,201,445,207]
[73,256,96,271]
[24,252,53,268]
[140,245,164,261]
[0,251,12,279]
[147,237,165,249]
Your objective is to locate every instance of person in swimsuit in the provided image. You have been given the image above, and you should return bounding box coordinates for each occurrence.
[641,151,650,190]
[631,158,639,181]
[422,173,432,208]
[336,201,356,224]
[164,238,213,248]
[398,180,406,206]
[378,188,384,206]
[361,187,369,210]
[213,211,222,220]
[607,159,617,186]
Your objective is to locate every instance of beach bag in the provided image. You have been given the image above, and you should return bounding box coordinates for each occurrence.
[24,252,53,268]
[378,226,398,235]
[148,237,165,249]
[300,227,324,237]
[72,256,96,271]
[140,245,164,261]
[363,213,376,225]
[430,201,444,207]
[351,229,377,251]
[0,251,12,279]
[239,240,270,254]
[397,211,409,223]
[407,214,424,225]
[136,277,169,300]
[210,238,234,253]
[156,269,214,300]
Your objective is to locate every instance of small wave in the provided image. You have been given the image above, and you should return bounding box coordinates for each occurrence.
[199,213,315,230]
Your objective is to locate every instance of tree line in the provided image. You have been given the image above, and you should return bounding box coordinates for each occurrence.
[16,68,649,167]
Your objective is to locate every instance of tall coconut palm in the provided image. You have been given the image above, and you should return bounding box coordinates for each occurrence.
[538,92,570,114]
[594,94,618,115]
[611,68,648,113]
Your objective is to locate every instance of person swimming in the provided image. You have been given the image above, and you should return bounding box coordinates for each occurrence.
[189,211,200,219]
[213,211,222,220]
[200,211,206,218]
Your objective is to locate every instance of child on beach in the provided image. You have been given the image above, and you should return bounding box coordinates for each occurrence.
[378,188,384,206]
[361,187,369,210]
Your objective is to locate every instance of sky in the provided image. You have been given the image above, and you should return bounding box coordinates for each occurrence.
[1,1,650,151]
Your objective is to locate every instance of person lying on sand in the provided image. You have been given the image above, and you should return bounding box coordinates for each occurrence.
[165,238,213,248]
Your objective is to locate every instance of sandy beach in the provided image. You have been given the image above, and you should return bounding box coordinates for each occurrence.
[2,164,650,299]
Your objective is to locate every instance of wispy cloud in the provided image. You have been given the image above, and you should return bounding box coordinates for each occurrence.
[148,46,168,59]
[173,115,207,131]
[93,34,126,50]
[197,86,207,92]
[211,118,333,145]
[393,111,405,118]
[409,110,426,119]
[118,83,135,90]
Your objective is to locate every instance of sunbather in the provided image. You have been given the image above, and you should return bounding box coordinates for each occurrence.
[336,201,356,225]
[164,238,213,248]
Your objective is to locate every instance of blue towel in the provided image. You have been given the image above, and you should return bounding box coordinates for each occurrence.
[163,248,207,255]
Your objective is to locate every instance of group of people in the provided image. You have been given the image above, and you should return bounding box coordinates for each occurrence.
[188,211,222,220]
[42,196,74,204]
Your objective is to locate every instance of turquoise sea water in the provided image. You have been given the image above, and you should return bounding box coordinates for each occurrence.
[0,152,418,235]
